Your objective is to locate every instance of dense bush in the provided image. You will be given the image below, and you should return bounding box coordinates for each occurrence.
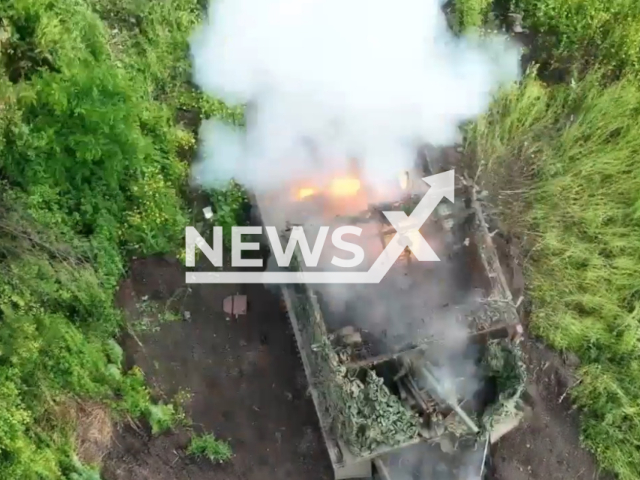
[0,0,230,477]
[508,0,640,76]
[0,0,198,265]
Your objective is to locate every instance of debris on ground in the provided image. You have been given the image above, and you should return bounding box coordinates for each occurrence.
[223,294,247,318]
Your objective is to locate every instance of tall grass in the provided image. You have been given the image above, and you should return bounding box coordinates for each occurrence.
[456,0,640,476]
[467,70,640,479]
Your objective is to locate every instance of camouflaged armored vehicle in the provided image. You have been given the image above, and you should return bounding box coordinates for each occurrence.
[255,149,527,479]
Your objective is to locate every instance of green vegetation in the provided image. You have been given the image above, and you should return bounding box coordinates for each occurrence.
[4,0,640,478]
[134,295,182,333]
[0,0,244,477]
[468,71,640,478]
[510,0,640,76]
[453,0,493,31]
[456,1,640,478]
[208,180,250,247]
[146,403,178,435]
[187,433,233,463]
[68,458,102,480]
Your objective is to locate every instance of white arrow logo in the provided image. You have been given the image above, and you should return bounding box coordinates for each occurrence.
[186,169,454,284]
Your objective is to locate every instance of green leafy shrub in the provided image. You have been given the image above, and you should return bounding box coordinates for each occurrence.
[187,433,233,463]
[0,0,235,477]
[209,180,250,247]
[146,403,177,436]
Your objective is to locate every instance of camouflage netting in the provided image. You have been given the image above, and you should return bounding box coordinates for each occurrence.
[467,298,518,331]
[286,239,526,457]
[287,255,421,457]
[331,360,421,454]
[422,338,526,441]
[480,338,527,432]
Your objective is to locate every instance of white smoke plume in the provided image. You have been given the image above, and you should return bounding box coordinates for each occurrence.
[189,0,521,193]
[381,439,488,479]
[189,6,514,473]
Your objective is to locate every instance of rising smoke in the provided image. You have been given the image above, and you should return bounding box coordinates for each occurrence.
[190,4,519,477]
[189,0,521,193]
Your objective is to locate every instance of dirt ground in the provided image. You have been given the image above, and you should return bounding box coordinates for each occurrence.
[103,248,611,480]
[490,339,612,480]
[102,255,332,480]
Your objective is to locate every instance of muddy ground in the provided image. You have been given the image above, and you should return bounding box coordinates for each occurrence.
[102,250,611,480]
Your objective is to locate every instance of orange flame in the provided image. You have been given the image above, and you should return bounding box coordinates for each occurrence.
[295,176,361,201]
[399,171,409,190]
[297,187,317,200]
[329,177,361,197]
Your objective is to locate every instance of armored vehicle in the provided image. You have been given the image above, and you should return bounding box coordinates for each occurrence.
[255,150,527,479]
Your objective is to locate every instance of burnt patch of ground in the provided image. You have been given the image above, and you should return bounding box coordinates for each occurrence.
[103,255,332,480]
